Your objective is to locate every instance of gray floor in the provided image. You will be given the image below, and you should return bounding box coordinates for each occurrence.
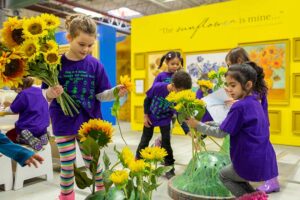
[1,121,300,199]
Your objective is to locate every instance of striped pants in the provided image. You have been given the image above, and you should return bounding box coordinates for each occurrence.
[55,135,104,195]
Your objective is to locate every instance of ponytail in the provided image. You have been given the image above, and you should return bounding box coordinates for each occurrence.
[158,55,167,69]
[245,61,268,98]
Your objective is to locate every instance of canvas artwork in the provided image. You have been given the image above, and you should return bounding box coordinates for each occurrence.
[185,52,227,90]
[242,41,289,104]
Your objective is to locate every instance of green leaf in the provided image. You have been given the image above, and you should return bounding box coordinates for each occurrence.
[103,170,113,193]
[103,151,111,170]
[85,190,106,200]
[143,181,160,193]
[74,165,93,189]
[153,166,173,176]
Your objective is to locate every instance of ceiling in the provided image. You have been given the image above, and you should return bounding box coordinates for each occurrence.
[1,0,229,34]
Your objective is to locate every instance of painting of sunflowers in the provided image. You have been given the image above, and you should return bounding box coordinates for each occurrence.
[243,40,289,104]
[146,51,167,89]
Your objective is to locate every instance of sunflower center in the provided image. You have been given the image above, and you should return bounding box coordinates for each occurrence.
[26,45,36,56]
[12,29,25,45]
[41,44,50,52]
[3,59,22,77]
[29,23,43,35]
[47,53,58,63]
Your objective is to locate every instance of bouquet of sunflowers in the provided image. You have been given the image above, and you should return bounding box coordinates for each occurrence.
[0,14,78,116]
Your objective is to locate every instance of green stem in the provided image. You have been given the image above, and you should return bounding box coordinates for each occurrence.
[115,112,128,145]
[110,161,121,170]
[122,186,128,199]
[208,136,226,153]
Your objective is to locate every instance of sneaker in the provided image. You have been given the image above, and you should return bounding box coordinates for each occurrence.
[165,168,175,180]
[39,134,49,145]
[20,130,43,151]
[256,177,280,194]
[151,136,162,147]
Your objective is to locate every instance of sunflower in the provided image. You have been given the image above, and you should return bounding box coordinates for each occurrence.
[110,170,129,187]
[40,13,60,30]
[140,146,167,162]
[1,17,25,48]
[20,39,40,61]
[197,80,213,89]
[128,159,146,173]
[43,50,60,65]
[218,66,228,75]
[120,75,134,92]
[40,40,58,53]
[121,146,135,166]
[22,17,47,38]
[78,119,113,147]
[0,51,28,88]
[208,70,217,79]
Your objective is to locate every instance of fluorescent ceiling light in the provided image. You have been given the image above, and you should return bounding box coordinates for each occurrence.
[73,7,103,18]
[108,7,142,19]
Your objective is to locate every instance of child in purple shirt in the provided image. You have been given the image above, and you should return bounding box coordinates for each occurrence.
[186,63,278,198]
[3,77,49,151]
[148,51,191,146]
[137,71,192,180]
[226,47,275,192]
[42,14,127,200]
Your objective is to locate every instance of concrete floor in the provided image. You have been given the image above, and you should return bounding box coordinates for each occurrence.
[1,121,300,200]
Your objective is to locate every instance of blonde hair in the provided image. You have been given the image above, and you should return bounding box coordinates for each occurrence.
[65,14,97,38]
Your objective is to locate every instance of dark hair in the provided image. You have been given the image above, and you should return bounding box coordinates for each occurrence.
[172,70,192,90]
[225,47,250,65]
[225,63,257,95]
[158,51,183,69]
[244,61,268,97]
[18,76,34,90]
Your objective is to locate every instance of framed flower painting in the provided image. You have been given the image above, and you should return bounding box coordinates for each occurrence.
[241,40,290,105]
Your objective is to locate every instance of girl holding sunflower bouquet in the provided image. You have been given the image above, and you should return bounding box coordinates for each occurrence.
[41,14,128,200]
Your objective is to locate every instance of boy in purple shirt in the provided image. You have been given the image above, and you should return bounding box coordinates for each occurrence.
[3,77,49,151]
[136,71,192,179]
[186,63,278,198]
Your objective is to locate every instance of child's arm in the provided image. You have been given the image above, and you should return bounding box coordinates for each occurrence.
[0,133,43,167]
[186,118,228,138]
[96,85,127,102]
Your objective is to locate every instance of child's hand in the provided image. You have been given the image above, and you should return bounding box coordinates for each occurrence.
[25,154,44,168]
[224,99,236,107]
[185,117,199,128]
[144,114,152,128]
[46,85,64,100]
[116,85,128,97]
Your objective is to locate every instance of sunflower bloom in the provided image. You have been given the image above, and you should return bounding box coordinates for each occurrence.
[40,13,60,30]
[110,170,129,187]
[20,39,40,61]
[218,66,228,75]
[128,159,146,173]
[78,119,114,147]
[0,51,28,88]
[40,40,58,53]
[120,75,134,92]
[174,103,183,111]
[43,50,60,65]
[1,17,24,48]
[194,99,206,107]
[197,80,213,89]
[140,146,168,162]
[22,17,47,38]
[121,146,135,166]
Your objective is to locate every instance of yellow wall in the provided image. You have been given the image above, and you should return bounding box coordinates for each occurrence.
[130,0,300,146]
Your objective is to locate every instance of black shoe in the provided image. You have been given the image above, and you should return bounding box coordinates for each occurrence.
[165,168,175,179]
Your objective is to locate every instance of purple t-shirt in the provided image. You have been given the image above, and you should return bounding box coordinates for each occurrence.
[146,82,174,126]
[220,95,278,182]
[153,72,173,84]
[10,87,49,137]
[43,54,111,136]
[196,89,213,122]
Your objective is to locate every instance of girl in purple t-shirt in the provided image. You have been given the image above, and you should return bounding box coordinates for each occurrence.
[42,14,127,200]
[226,47,276,193]
[3,77,49,151]
[186,63,278,198]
